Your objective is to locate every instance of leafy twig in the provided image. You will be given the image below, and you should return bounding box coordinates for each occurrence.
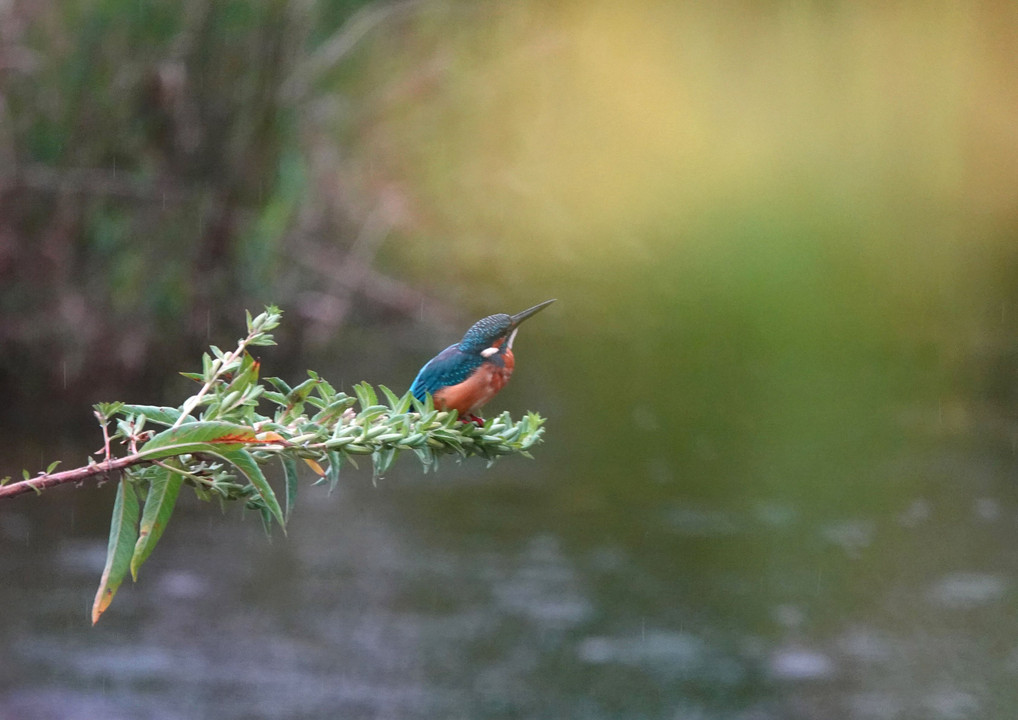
[3,306,548,623]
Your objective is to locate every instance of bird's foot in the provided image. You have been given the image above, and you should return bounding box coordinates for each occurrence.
[464,414,484,427]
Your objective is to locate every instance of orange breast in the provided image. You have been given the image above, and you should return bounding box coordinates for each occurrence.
[433,351,515,415]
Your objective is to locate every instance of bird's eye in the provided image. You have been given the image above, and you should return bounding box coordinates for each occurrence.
[480,346,500,358]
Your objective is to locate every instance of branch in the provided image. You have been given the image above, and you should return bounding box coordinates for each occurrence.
[4,306,549,623]
[0,454,147,499]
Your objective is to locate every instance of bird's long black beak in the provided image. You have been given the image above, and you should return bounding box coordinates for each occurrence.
[505,299,555,350]
[510,299,556,328]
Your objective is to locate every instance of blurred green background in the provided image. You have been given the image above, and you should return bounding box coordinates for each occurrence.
[3,1,1018,718]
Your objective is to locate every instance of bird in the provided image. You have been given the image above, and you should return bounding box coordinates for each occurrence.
[410,299,556,421]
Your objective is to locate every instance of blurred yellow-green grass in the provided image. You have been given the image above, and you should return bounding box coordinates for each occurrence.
[289,2,1018,499]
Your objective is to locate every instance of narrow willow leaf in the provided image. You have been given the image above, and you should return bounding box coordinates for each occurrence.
[353,381,378,410]
[115,418,134,439]
[216,448,285,530]
[120,405,185,426]
[130,466,183,581]
[378,384,404,413]
[140,422,257,460]
[93,401,125,419]
[259,505,274,535]
[224,352,260,393]
[264,376,293,394]
[326,450,342,493]
[220,390,242,412]
[304,458,326,476]
[281,456,299,521]
[249,333,277,347]
[410,391,435,415]
[395,389,414,415]
[413,446,435,473]
[312,375,337,400]
[92,478,140,624]
[358,406,390,424]
[263,390,289,406]
[286,377,319,405]
[372,446,397,477]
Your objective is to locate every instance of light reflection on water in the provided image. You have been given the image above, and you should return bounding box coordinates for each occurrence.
[2,434,1018,719]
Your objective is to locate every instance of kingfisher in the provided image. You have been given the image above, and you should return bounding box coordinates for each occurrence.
[410,299,556,421]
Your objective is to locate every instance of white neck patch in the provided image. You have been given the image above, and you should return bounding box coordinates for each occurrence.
[480,346,500,358]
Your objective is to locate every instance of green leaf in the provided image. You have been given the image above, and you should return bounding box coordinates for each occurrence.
[288,376,319,401]
[92,477,140,624]
[249,333,277,347]
[223,352,260,394]
[312,395,357,425]
[378,384,400,410]
[372,446,398,477]
[119,405,185,426]
[258,505,274,534]
[281,456,299,521]
[264,376,293,394]
[115,418,134,439]
[326,450,342,493]
[93,401,125,420]
[410,391,435,415]
[217,448,285,530]
[379,385,413,415]
[312,374,337,401]
[358,405,390,424]
[139,422,257,460]
[413,446,435,472]
[130,466,183,581]
[263,390,289,406]
[353,381,378,411]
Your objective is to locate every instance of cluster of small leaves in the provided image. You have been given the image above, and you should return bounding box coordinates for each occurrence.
[88,306,546,624]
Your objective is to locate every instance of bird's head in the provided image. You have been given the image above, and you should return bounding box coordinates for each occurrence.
[457,299,556,357]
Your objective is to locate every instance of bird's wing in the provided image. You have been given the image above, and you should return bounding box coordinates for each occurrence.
[410,345,481,400]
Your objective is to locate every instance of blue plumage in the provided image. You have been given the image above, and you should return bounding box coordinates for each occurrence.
[410,313,512,401]
[409,345,482,400]
[457,314,512,353]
